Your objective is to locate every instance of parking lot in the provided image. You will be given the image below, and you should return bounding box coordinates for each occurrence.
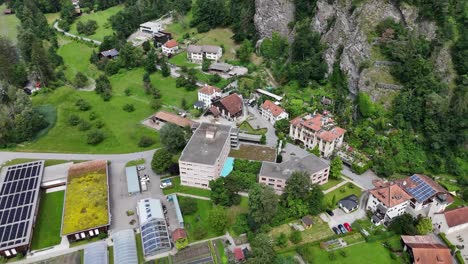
[320,192,369,231]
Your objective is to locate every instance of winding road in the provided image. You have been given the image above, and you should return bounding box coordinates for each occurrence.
[53,20,102,45]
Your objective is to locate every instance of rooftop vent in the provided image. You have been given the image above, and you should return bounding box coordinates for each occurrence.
[206,126,217,139]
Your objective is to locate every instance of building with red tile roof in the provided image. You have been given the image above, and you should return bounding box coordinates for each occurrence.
[289,112,346,157]
[261,100,289,125]
[367,184,412,225]
[401,235,453,264]
[162,40,179,55]
[151,111,194,128]
[234,248,245,262]
[212,93,243,121]
[433,207,468,234]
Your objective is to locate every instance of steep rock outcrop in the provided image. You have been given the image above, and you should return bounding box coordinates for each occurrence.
[254,0,295,40]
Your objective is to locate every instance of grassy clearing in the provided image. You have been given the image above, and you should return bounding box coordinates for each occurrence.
[216,240,228,264]
[195,28,238,61]
[229,144,276,162]
[126,159,146,167]
[298,240,402,264]
[135,233,144,263]
[69,5,123,41]
[321,178,345,191]
[180,197,219,242]
[108,246,114,264]
[34,105,58,140]
[162,177,211,197]
[57,38,100,81]
[194,71,231,88]
[0,4,19,43]
[165,11,196,40]
[270,216,335,249]
[238,121,267,135]
[31,191,65,250]
[1,159,79,167]
[169,52,199,68]
[324,183,362,209]
[45,12,60,25]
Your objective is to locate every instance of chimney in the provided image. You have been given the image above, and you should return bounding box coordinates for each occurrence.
[206,126,217,139]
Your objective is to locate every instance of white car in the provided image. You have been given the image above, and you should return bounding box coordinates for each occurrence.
[159,181,172,189]
[137,165,145,171]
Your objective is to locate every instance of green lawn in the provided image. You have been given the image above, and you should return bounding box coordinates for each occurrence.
[45,12,60,25]
[126,158,146,167]
[150,71,198,108]
[69,5,123,41]
[169,52,199,68]
[165,10,196,40]
[321,178,344,191]
[216,240,228,264]
[108,246,114,264]
[180,197,219,242]
[162,177,211,197]
[135,234,144,264]
[31,191,65,250]
[194,71,231,88]
[0,4,19,43]
[324,183,362,209]
[1,159,82,168]
[298,240,402,264]
[238,121,267,135]
[57,38,100,81]
[15,85,160,154]
[195,28,238,61]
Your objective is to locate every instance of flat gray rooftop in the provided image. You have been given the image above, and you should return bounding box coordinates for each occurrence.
[42,162,73,183]
[179,122,232,165]
[260,154,329,180]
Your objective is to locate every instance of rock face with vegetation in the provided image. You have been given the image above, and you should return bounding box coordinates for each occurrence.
[254,0,295,40]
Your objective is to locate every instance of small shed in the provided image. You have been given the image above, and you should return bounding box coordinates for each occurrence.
[99,48,119,59]
[301,216,313,229]
[172,228,188,249]
[125,166,140,195]
[338,194,359,213]
[3,9,14,15]
[234,248,245,262]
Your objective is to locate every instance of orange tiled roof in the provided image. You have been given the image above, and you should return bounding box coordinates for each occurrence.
[290,113,346,142]
[198,85,221,95]
[401,237,453,264]
[440,207,468,228]
[369,184,412,208]
[220,93,243,116]
[154,111,194,127]
[164,40,178,48]
[172,228,187,241]
[261,100,286,117]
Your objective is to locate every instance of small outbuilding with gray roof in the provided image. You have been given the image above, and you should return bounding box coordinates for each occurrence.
[125,166,140,195]
[258,154,330,194]
[338,194,360,213]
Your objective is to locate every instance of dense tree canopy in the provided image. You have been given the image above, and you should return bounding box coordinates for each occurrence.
[159,123,187,153]
[248,184,278,229]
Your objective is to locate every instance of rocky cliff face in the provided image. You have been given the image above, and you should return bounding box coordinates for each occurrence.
[254,0,453,104]
[254,0,295,40]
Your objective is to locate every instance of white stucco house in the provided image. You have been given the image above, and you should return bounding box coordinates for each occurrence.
[433,207,468,234]
[139,21,162,35]
[187,45,222,63]
[261,100,289,125]
[195,85,221,109]
[162,40,179,55]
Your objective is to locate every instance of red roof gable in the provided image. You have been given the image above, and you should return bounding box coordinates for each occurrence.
[164,40,178,48]
[172,228,187,241]
[198,85,221,95]
[369,184,412,208]
[441,207,468,228]
[220,93,243,116]
[234,248,244,261]
[261,100,286,117]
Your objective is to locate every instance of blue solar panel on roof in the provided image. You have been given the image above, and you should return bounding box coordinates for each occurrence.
[405,175,436,202]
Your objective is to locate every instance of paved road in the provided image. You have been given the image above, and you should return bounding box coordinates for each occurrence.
[245,106,278,147]
[341,165,379,190]
[53,20,102,45]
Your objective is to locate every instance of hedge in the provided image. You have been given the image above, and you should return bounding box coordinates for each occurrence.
[455,250,465,264]
[364,231,396,242]
[438,233,456,252]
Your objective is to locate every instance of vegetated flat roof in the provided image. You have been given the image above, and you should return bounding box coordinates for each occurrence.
[125,166,140,194]
[179,122,232,165]
[0,161,45,251]
[113,229,138,264]
[61,160,109,235]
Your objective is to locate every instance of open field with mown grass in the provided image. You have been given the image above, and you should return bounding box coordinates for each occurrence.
[69,5,123,41]
[324,183,362,209]
[31,191,65,250]
[0,4,19,43]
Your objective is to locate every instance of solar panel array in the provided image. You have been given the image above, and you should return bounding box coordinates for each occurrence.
[405,174,436,203]
[0,161,44,250]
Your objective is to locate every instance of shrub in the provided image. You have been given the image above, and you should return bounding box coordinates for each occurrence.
[138,136,155,147]
[87,129,105,145]
[124,88,131,96]
[150,99,162,110]
[89,112,97,121]
[275,233,288,248]
[78,120,91,131]
[126,210,134,216]
[340,250,347,257]
[122,104,135,112]
[98,232,107,239]
[95,120,104,128]
[74,72,88,88]
[289,230,302,244]
[179,197,198,215]
[68,114,81,126]
[76,99,91,111]
[193,225,207,240]
[210,74,221,83]
[328,252,336,261]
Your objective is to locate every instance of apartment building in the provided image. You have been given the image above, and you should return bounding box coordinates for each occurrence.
[289,112,346,158]
[261,100,289,125]
[196,85,221,109]
[187,45,222,63]
[179,123,236,189]
[367,174,453,225]
[258,154,330,194]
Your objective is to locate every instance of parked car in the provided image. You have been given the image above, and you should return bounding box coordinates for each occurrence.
[326,209,334,216]
[332,227,340,235]
[344,222,352,232]
[338,224,347,234]
[160,180,172,189]
[137,165,145,171]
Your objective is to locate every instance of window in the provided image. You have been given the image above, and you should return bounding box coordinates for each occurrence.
[276,185,282,188]
[269,179,275,182]
[261,177,266,181]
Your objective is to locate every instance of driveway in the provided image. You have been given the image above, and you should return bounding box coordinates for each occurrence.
[320,191,369,229]
[341,165,380,190]
[53,21,101,45]
[245,106,278,147]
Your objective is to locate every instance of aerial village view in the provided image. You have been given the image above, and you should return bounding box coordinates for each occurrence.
[0,0,466,263]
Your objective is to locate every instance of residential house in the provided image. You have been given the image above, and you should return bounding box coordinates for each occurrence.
[261,100,289,125]
[196,85,221,109]
[98,49,119,59]
[401,235,453,264]
[289,111,346,158]
[338,194,360,213]
[179,123,238,189]
[367,174,453,225]
[211,93,244,121]
[162,40,178,55]
[433,207,468,234]
[153,31,172,47]
[139,21,162,35]
[137,198,171,256]
[258,154,329,194]
[187,45,222,63]
[301,216,313,229]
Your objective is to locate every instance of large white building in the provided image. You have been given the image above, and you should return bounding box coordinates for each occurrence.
[289,112,346,158]
[179,123,237,189]
[433,207,468,234]
[196,85,221,109]
[139,21,163,35]
[367,174,453,225]
[187,45,222,63]
[261,100,289,125]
